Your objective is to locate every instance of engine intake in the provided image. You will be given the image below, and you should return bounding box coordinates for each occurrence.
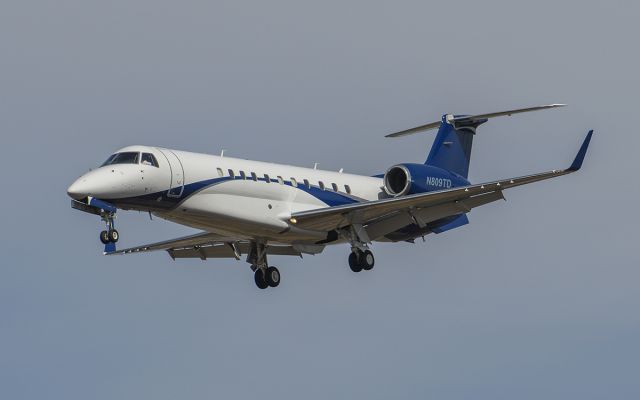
[383,165,411,196]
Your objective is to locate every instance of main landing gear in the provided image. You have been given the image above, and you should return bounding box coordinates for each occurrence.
[348,249,375,272]
[248,241,281,290]
[341,224,375,273]
[254,266,281,289]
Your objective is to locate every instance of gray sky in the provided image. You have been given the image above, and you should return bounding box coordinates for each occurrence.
[1,0,639,399]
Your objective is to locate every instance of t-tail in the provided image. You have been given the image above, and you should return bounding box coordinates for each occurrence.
[386,104,566,179]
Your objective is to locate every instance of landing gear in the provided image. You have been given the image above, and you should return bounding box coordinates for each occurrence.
[348,249,375,272]
[254,268,269,289]
[99,229,119,244]
[348,252,363,272]
[265,266,280,287]
[100,230,110,244]
[99,212,119,245]
[248,241,281,290]
[254,266,280,289]
[361,250,375,271]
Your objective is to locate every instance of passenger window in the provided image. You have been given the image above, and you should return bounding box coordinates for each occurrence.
[290,178,298,187]
[239,171,246,180]
[140,153,159,167]
[319,181,325,190]
[264,174,270,182]
[216,168,224,177]
[228,169,235,177]
[331,183,338,192]
[251,172,258,181]
[277,176,284,185]
[344,184,352,194]
[303,179,310,189]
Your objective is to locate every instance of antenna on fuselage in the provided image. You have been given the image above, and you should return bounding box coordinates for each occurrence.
[313,162,318,170]
[220,149,225,157]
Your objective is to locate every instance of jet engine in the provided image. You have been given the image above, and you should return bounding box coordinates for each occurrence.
[382,163,470,197]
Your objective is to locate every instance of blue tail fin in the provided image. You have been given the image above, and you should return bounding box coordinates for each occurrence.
[425,115,487,178]
[386,105,567,179]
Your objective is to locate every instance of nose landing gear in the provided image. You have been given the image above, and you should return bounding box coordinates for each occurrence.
[70,197,120,251]
[99,211,119,250]
[99,228,119,244]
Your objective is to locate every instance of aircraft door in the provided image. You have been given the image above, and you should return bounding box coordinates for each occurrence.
[158,149,185,198]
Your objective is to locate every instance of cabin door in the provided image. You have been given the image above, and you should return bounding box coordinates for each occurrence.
[158,149,185,198]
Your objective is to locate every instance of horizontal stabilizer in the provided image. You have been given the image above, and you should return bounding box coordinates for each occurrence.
[386,104,566,138]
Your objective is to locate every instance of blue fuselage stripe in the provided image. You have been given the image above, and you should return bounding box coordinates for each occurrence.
[109,176,361,211]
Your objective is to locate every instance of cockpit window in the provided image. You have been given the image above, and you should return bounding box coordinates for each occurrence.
[141,153,159,167]
[101,152,139,166]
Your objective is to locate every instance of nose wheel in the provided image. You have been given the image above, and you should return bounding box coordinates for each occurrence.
[99,211,119,246]
[99,229,119,244]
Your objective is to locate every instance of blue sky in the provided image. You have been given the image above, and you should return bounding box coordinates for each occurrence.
[1,1,639,399]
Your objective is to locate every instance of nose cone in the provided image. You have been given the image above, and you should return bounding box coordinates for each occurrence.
[67,177,90,200]
[67,169,108,200]
[68,167,143,201]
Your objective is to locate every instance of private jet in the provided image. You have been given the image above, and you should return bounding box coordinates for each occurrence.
[67,104,592,289]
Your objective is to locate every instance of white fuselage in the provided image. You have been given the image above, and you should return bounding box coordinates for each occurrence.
[68,145,386,244]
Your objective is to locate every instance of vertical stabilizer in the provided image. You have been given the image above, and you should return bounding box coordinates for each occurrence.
[385,104,566,179]
[424,115,486,178]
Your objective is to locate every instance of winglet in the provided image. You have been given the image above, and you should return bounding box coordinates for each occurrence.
[568,130,593,171]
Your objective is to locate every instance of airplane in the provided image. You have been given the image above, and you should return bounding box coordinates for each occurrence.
[67,104,593,289]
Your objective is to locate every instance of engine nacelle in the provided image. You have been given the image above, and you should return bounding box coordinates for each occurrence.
[383,163,470,197]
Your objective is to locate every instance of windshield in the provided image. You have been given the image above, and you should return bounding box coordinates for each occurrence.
[101,152,140,166]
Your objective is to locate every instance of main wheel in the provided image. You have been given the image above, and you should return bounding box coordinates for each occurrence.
[108,229,119,243]
[254,268,268,289]
[265,266,280,287]
[100,230,110,244]
[348,252,363,272]
[361,250,375,271]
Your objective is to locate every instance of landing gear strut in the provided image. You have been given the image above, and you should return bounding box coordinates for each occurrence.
[248,241,281,290]
[348,249,375,272]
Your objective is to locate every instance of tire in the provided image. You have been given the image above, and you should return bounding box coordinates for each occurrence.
[362,250,375,271]
[108,229,119,243]
[254,268,268,289]
[266,266,280,287]
[348,252,363,272]
[100,230,110,244]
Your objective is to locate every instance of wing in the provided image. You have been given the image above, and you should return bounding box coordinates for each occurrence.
[291,131,593,236]
[105,231,308,260]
